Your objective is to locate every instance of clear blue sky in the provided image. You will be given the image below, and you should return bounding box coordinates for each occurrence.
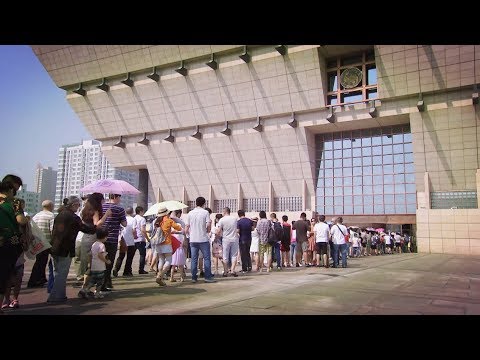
[0,45,91,189]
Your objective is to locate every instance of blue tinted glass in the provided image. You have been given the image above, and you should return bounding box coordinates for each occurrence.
[367,67,377,85]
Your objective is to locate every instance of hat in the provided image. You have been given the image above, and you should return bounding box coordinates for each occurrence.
[251,217,259,221]
[157,206,169,217]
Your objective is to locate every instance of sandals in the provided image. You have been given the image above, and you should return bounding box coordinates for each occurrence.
[1,300,19,309]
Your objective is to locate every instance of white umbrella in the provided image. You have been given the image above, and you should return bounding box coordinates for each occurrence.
[144,200,188,217]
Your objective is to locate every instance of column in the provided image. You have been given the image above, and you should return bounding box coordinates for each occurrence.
[137,168,149,209]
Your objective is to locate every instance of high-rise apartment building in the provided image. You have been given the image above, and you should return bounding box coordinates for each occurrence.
[16,184,40,216]
[54,140,138,209]
[34,164,57,204]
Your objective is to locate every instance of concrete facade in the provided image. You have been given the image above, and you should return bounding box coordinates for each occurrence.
[31,45,480,255]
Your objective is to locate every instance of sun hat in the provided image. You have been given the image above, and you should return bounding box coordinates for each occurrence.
[157,206,169,217]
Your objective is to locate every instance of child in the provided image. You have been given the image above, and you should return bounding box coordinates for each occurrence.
[170,235,186,282]
[1,252,25,310]
[78,228,111,299]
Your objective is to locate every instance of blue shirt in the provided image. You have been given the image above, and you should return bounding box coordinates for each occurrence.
[237,217,253,243]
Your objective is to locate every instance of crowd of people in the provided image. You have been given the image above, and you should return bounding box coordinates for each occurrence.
[0,178,417,311]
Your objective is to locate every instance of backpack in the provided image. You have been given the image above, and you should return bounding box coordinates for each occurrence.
[267,221,283,245]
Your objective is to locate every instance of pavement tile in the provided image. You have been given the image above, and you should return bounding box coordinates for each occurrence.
[7,252,480,315]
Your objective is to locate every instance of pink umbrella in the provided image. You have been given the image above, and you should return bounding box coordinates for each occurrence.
[375,228,385,233]
[80,179,141,195]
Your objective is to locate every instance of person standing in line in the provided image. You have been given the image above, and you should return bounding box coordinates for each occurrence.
[330,217,348,268]
[314,215,330,268]
[255,211,271,272]
[0,179,28,314]
[293,212,310,267]
[290,221,297,266]
[101,194,127,291]
[211,213,224,275]
[170,209,187,282]
[186,197,216,283]
[218,207,239,277]
[78,228,111,299]
[79,193,111,288]
[28,199,55,288]
[280,215,292,267]
[113,207,136,277]
[47,196,96,303]
[237,209,253,273]
[269,213,283,270]
[249,217,259,269]
[131,206,149,275]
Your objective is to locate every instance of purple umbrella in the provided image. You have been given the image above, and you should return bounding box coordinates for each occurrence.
[80,179,141,195]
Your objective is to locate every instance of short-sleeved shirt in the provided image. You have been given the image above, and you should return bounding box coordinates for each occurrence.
[91,241,107,271]
[237,217,253,243]
[314,222,330,243]
[132,214,147,243]
[293,219,310,242]
[102,203,126,244]
[218,215,238,242]
[159,217,181,245]
[256,218,270,244]
[330,224,348,245]
[186,207,211,243]
[121,215,136,246]
[32,210,54,242]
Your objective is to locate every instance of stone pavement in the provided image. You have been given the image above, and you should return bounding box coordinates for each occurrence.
[3,252,480,315]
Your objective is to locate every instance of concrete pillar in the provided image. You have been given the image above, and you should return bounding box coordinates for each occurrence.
[237,183,243,212]
[476,169,480,208]
[424,172,431,209]
[181,186,187,205]
[208,185,214,211]
[302,179,307,211]
[137,168,149,208]
[156,188,163,203]
[269,181,274,212]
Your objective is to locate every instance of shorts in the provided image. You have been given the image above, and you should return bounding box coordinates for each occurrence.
[315,242,328,256]
[258,242,272,257]
[295,240,308,256]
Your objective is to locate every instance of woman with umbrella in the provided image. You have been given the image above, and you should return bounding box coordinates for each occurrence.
[152,206,182,286]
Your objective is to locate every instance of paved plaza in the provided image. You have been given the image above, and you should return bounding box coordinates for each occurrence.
[4,252,480,315]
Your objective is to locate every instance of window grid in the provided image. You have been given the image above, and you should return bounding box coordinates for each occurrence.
[327,49,377,106]
[273,197,302,212]
[243,198,269,212]
[315,125,415,215]
[214,199,238,213]
[431,191,477,209]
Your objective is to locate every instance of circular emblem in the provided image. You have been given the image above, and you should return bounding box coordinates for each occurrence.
[340,67,362,89]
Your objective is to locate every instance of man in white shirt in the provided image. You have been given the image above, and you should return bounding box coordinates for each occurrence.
[329,217,348,268]
[186,197,216,283]
[313,215,330,268]
[113,207,136,277]
[132,206,149,275]
[217,207,239,277]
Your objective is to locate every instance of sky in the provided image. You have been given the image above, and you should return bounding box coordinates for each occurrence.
[0,45,91,189]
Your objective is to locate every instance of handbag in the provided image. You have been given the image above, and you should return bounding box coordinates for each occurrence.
[150,220,166,246]
[25,220,52,260]
[336,224,350,242]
